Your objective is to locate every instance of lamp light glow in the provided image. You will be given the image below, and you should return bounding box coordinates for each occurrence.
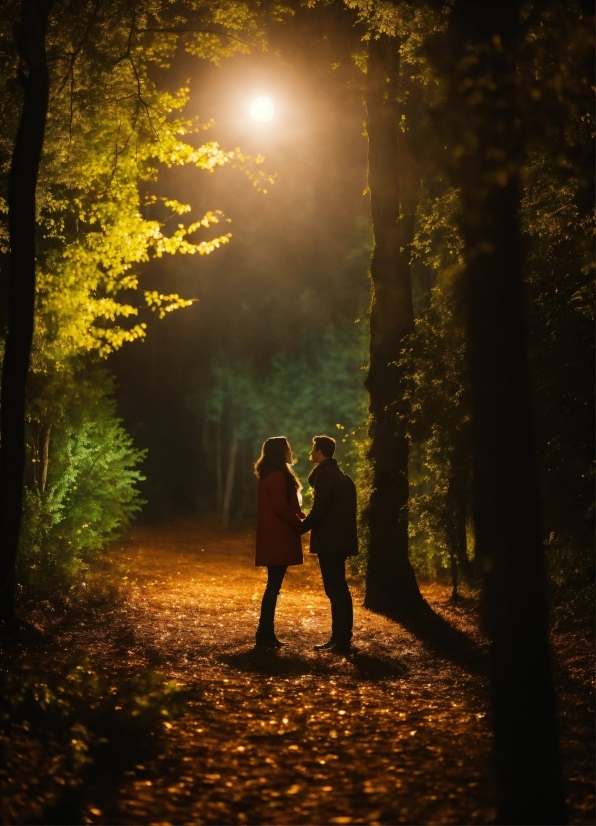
[250,96,274,122]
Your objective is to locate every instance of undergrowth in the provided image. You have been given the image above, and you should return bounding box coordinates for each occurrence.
[0,654,185,824]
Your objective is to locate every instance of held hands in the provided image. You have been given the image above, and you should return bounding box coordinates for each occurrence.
[297,515,310,536]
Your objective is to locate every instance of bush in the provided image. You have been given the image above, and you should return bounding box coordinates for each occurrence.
[18,369,146,599]
[0,656,183,824]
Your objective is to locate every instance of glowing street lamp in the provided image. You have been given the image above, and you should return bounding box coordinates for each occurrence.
[250,96,274,122]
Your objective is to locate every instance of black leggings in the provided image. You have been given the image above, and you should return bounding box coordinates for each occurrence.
[257,565,287,636]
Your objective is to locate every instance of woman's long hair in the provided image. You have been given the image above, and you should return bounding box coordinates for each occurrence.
[254,437,301,498]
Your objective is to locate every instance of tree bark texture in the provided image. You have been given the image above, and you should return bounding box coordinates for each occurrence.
[363,35,425,618]
[0,0,52,623]
[449,0,566,821]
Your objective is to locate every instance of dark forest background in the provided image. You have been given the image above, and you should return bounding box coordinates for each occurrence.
[110,15,373,523]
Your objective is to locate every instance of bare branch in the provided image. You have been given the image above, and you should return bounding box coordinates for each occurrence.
[53,0,103,99]
[98,120,135,196]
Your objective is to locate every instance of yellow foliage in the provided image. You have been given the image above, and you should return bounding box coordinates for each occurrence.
[10,7,272,366]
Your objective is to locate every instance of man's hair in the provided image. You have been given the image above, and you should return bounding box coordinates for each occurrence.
[313,435,336,458]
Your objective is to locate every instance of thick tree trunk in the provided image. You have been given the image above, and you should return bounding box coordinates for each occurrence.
[363,35,425,618]
[0,0,52,624]
[449,1,566,821]
[222,427,237,528]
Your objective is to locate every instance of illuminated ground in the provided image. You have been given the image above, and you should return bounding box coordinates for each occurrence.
[21,521,596,824]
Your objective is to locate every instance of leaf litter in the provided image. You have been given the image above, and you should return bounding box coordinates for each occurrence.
[4,520,594,825]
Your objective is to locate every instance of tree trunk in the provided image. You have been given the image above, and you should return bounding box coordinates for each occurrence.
[449,549,458,601]
[215,414,223,513]
[363,35,425,618]
[449,0,566,821]
[39,424,51,493]
[0,0,52,624]
[202,404,210,453]
[446,467,475,585]
[222,427,237,528]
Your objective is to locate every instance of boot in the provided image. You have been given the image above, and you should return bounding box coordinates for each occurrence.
[256,582,285,648]
[255,630,284,649]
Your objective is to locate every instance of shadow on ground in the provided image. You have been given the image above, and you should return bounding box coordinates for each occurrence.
[390,601,489,676]
[0,618,49,652]
[219,646,408,681]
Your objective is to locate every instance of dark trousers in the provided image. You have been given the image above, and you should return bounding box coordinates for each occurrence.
[257,564,287,636]
[318,554,353,643]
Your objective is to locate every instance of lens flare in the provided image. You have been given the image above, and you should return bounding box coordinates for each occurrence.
[250,96,274,122]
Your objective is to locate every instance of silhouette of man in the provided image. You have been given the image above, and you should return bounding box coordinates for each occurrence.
[300,435,358,654]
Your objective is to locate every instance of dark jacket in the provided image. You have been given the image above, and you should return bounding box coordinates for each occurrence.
[300,458,358,557]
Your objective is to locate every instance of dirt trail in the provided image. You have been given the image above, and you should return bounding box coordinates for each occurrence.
[48,521,593,825]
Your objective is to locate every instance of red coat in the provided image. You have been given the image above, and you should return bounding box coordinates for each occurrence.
[255,471,305,567]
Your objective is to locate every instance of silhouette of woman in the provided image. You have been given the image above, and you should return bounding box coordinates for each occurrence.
[254,437,305,648]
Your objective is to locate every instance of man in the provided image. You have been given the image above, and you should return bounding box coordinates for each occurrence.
[300,435,358,654]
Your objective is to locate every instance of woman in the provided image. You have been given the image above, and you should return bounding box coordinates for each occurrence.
[254,436,305,648]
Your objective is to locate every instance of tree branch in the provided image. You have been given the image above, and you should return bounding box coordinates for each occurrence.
[134,26,250,48]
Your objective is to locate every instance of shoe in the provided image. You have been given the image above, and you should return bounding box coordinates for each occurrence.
[255,636,278,649]
[255,632,284,649]
[313,638,336,651]
[314,639,353,655]
[314,637,352,654]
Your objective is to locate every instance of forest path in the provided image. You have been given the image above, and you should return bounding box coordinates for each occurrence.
[52,520,592,825]
[76,520,496,825]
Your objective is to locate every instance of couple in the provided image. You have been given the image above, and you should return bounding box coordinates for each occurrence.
[254,434,358,655]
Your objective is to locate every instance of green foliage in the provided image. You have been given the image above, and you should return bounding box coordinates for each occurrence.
[208,321,368,468]
[346,429,371,580]
[401,156,593,594]
[191,321,369,518]
[0,0,276,598]
[0,656,183,824]
[18,371,146,598]
[522,131,595,614]
[402,284,471,579]
[394,173,472,581]
[0,1,271,359]
[263,322,369,477]
[0,0,589,622]
[344,0,593,605]
[520,98,594,549]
